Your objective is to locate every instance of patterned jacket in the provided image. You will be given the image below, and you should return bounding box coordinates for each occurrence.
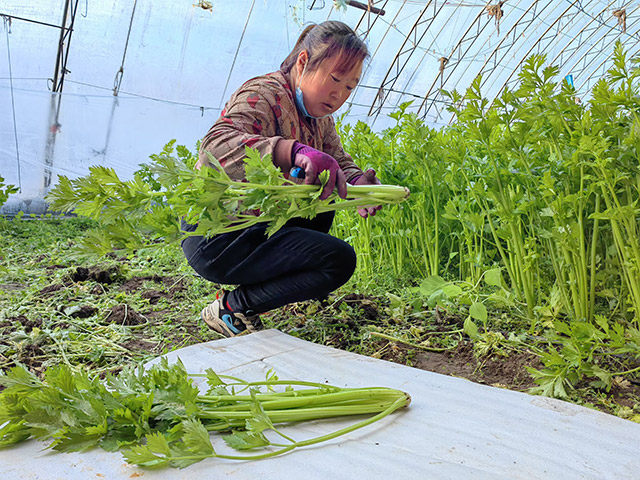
[199,70,363,183]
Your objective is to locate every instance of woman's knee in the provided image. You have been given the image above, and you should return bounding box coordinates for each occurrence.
[328,240,357,287]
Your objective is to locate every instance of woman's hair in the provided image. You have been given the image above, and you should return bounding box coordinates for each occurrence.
[280,21,369,76]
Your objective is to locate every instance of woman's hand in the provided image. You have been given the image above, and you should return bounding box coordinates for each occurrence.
[292,142,347,200]
[352,168,383,218]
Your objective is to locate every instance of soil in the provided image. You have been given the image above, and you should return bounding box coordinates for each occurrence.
[120,338,159,353]
[17,344,46,368]
[340,293,380,320]
[141,290,162,304]
[380,341,541,391]
[39,265,125,295]
[105,304,147,326]
[0,315,43,332]
[120,275,188,295]
[5,257,638,417]
[40,283,64,295]
[69,305,98,318]
[285,295,542,393]
[70,266,121,284]
[320,295,640,414]
[120,275,162,293]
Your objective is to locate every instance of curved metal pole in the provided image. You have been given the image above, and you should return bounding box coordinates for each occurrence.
[218,0,256,109]
[354,0,390,36]
[3,15,21,192]
[51,0,71,93]
[346,0,385,16]
[558,5,640,87]
[366,0,441,117]
[470,0,620,117]
[387,0,476,115]
[575,14,640,96]
[416,8,488,119]
[475,1,555,91]
[444,0,549,110]
[537,0,636,73]
[45,0,79,191]
[485,0,580,103]
[347,0,400,109]
[578,41,640,97]
[113,0,138,96]
[443,0,603,125]
[549,0,623,69]
[439,0,554,126]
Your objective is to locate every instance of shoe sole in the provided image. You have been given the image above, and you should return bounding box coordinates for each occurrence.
[201,304,238,337]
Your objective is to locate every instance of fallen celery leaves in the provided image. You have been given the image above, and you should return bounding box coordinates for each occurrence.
[0,358,410,468]
[45,142,410,255]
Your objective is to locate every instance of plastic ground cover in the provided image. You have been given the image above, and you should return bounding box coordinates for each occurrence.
[1,329,639,479]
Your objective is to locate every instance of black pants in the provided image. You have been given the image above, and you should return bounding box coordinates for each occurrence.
[181,212,356,314]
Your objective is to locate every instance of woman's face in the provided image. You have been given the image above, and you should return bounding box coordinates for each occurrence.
[297,52,363,117]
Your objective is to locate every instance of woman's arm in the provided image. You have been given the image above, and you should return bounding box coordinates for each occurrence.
[199,82,294,179]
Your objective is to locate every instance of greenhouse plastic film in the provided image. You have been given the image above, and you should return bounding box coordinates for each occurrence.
[4,1,640,213]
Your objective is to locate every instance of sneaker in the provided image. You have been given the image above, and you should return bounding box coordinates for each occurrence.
[201,294,262,337]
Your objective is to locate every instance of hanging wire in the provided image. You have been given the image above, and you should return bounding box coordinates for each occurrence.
[65,79,222,111]
[218,0,257,109]
[0,13,61,30]
[285,1,291,51]
[113,0,138,96]
[2,15,22,193]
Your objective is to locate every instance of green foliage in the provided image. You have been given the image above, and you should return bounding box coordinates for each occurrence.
[0,176,19,264]
[0,176,18,209]
[335,42,640,398]
[528,318,640,398]
[46,143,408,255]
[0,359,409,468]
[1,214,636,416]
[407,271,510,343]
[0,214,223,375]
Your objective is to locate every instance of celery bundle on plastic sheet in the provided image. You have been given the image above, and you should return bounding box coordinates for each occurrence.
[0,359,410,468]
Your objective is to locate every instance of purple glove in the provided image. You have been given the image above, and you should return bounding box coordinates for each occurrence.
[352,168,383,218]
[291,142,347,200]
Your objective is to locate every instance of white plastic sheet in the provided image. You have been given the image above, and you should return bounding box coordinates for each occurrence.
[1,329,638,479]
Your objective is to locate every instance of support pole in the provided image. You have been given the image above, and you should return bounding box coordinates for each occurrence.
[44,0,78,191]
[51,0,71,92]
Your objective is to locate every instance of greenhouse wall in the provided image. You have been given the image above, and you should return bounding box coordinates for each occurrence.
[0,88,218,215]
[0,1,298,215]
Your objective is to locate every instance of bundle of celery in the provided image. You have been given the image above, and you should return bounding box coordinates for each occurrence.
[45,141,410,254]
[0,359,410,468]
